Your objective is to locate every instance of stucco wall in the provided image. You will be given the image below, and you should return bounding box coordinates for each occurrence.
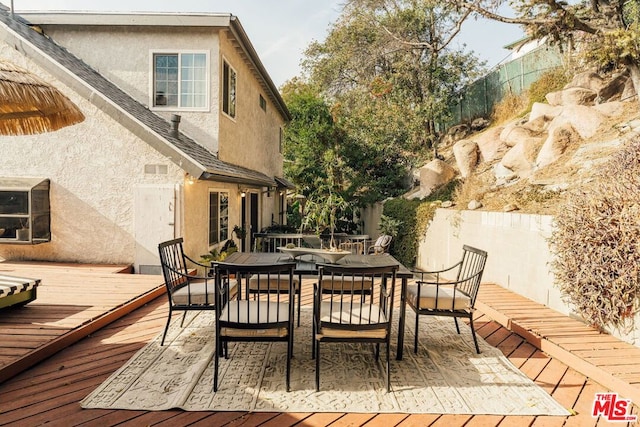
[418,208,640,347]
[0,49,184,264]
[217,31,285,178]
[41,25,222,154]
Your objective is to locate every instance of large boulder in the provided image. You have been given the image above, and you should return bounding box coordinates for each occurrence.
[441,123,470,146]
[555,105,607,139]
[453,139,479,178]
[565,71,605,92]
[621,77,638,101]
[529,102,563,122]
[474,126,505,162]
[593,101,627,118]
[524,115,549,133]
[471,117,490,131]
[419,159,456,196]
[500,124,546,148]
[545,87,597,106]
[536,122,581,169]
[493,162,517,184]
[598,71,630,103]
[500,137,545,178]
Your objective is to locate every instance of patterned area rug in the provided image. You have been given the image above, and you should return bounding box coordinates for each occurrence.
[81,309,569,415]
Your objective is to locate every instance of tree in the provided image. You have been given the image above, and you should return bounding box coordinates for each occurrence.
[280,79,338,197]
[455,0,640,107]
[280,80,357,232]
[302,0,484,192]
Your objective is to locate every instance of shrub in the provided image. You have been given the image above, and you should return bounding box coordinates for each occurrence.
[549,137,640,332]
[526,67,569,109]
[491,91,528,125]
[382,180,459,267]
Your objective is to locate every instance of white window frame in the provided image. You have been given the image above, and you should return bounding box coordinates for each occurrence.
[208,190,229,246]
[150,49,210,112]
[222,58,237,119]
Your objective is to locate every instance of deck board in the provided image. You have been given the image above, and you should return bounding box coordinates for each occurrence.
[0,261,164,384]
[1,265,640,426]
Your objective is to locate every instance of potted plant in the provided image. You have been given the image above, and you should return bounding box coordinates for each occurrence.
[200,239,238,263]
[303,190,349,251]
[16,219,29,241]
[233,225,247,240]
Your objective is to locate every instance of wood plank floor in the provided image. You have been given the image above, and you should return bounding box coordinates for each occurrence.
[0,261,165,384]
[0,264,639,426]
[477,284,640,407]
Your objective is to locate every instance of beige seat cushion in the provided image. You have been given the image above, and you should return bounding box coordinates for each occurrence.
[406,283,471,311]
[317,302,388,339]
[320,278,372,293]
[248,275,299,292]
[172,279,216,305]
[220,300,290,338]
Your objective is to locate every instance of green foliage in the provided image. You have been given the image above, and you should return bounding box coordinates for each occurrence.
[302,186,350,235]
[550,138,640,332]
[200,240,238,263]
[459,1,640,104]
[378,214,402,237]
[381,180,460,267]
[382,198,423,267]
[526,67,569,109]
[280,81,336,194]
[298,0,484,205]
[580,1,640,69]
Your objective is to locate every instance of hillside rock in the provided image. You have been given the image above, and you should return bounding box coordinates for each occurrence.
[555,105,607,139]
[500,137,545,178]
[500,124,546,148]
[411,68,638,214]
[419,159,456,196]
[536,122,582,168]
[474,126,506,161]
[453,139,479,178]
[546,87,597,106]
[566,71,605,92]
[598,71,630,102]
[441,123,470,146]
[593,101,627,118]
[529,102,563,122]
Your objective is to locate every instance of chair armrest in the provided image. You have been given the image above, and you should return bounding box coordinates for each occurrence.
[411,261,461,279]
[417,268,483,285]
[184,253,214,276]
[162,263,211,282]
[184,253,211,269]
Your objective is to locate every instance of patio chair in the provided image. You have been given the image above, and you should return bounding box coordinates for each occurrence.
[312,263,398,392]
[408,245,488,354]
[318,259,374,301]
[158,238,224,346]
[213,261,296,392]
[366,234,392,254]
[338,241,364,255]
[248,264,301,327]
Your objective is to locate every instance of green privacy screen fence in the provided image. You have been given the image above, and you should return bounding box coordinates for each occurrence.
[447,43,565,127]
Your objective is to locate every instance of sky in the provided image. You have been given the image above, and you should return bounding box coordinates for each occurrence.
[8,0,524,88]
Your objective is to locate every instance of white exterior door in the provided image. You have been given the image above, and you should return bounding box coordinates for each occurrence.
[134,184,179,274]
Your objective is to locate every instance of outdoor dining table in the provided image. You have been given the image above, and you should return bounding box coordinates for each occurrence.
[223,251,414,360]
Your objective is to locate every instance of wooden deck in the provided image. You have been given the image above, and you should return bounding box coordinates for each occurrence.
[0,262,639,426]
[0,261,165,384]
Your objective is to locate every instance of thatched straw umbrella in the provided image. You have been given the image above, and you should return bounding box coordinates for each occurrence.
[0,59,84,135]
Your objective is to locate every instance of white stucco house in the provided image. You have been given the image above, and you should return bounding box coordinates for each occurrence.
[0,7,294,273]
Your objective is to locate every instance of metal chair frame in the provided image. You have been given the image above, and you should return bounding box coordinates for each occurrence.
[409,245,488,354]
[312,263,398,392]
[158,237,216,346]
[213,261,296,392]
